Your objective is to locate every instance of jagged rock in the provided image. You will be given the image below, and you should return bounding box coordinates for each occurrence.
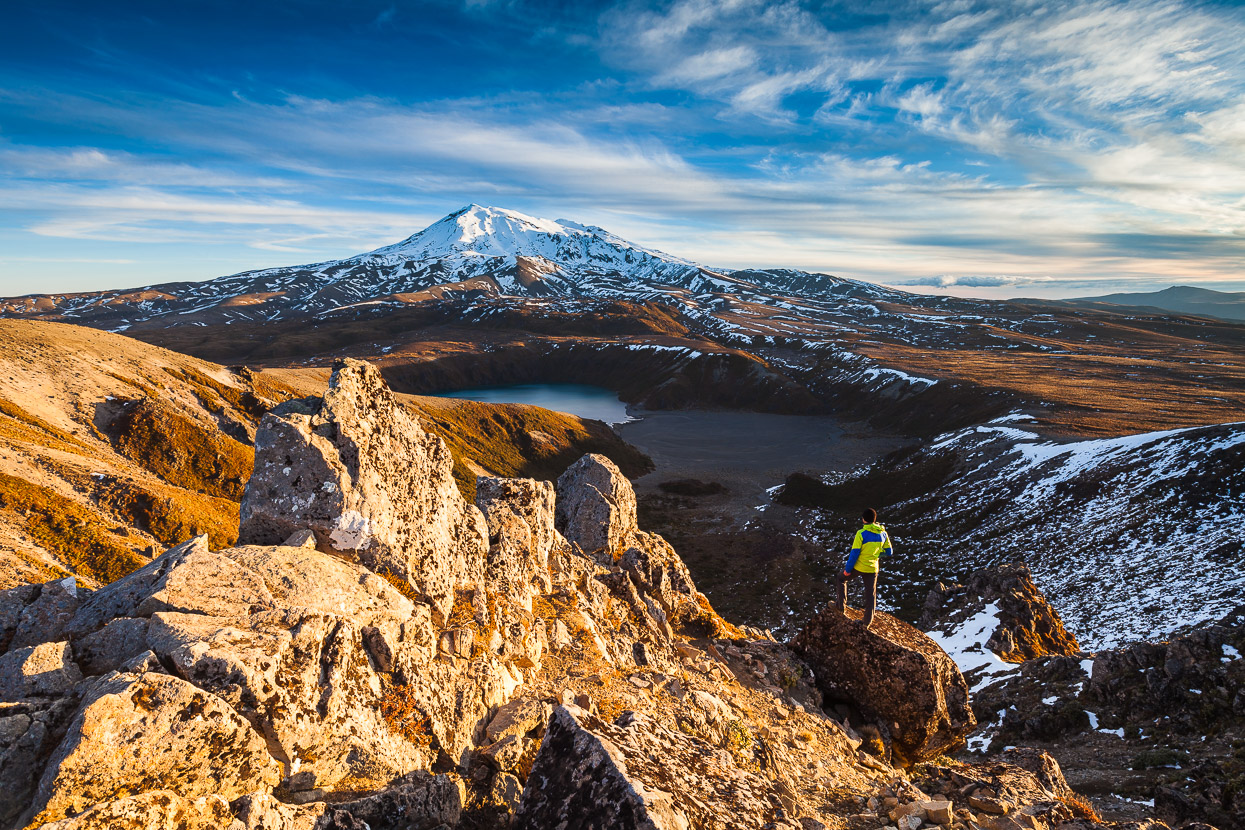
[238,358,488,624]
[312,770,461,830]
[793,606,976,765]
[232,790,325,829]
[0,583,39,652]
[477,476,558,571]
[0,697,77,828]
[514,705,801,829]
[64,535,211,639]
[999,747,1071,797]
[0,641,81,700]
[9,577,79,651]
[486,697,549,744]
[37,790,241,830]
[921,563,1079,662]
[72,617,150,676]
[555,453,638,557]
[24,672,281,826]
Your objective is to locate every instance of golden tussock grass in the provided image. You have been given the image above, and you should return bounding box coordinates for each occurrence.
[0,472,147,583]
[110,398,253,501]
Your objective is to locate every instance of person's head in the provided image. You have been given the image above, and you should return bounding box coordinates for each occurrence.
[861,508,877,525]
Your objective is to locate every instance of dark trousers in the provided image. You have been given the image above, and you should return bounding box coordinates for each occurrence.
[835,569,878,625]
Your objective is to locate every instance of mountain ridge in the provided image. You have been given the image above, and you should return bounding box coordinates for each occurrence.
[0,205,859,326]
[1015,284,1245,322]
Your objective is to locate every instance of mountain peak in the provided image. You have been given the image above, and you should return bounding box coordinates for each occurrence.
[366,204,693,269]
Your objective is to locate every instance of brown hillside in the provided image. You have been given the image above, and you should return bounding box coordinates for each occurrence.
[0,321,651,589]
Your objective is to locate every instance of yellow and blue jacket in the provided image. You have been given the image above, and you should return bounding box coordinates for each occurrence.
[846,523,894,574]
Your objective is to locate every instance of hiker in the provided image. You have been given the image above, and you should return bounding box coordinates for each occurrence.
[835,508,893,629]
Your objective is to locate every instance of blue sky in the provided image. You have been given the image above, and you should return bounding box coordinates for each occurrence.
[2,0,1244,299]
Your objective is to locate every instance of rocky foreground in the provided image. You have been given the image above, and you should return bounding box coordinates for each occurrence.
[0,360,1215,829]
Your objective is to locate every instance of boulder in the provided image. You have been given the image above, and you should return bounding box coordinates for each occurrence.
[9,577,79,651]
[72,617,151,676]
[65,536,211,639]
[476,477,560,611]
[238,358,488,625]
[0,583,39,652]
[793,606,976,765]
[921,563,1079,662]
[513,705,792,829]
[37,790,241,830]
[0,641,82,701]
[0,696,77,827]
[24,672,281,826]
[485,697,549,744]
[312,770,461,830]
[555,454,638,557]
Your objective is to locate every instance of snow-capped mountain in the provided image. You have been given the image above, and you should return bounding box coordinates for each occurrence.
[0,205,862,326]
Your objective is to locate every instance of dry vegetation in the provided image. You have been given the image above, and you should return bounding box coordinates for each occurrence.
[0,320,653,589]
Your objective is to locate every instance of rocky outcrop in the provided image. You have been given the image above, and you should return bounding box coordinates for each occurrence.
[555,453,638,558]
[238,358,488,624]
[793,606,976,765]
[921,563,1079,662]
[0,359,1135,830]
[25,671,282,826]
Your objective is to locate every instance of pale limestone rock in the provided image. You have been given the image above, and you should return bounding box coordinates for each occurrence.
[0,641,82,701]
[238,358,488,625]
[25,672,281,826]
[555,454,638,557]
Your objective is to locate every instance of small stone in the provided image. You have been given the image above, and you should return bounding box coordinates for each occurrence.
[550,619,572,651]
[488,771,523,811]
[285,770,317,792]
[967,793,1008,815]
[889,802,926,824]
[286,787,326,805]
[633,641,651,666]
[282,529,318,549]
[918,799,953,825]
[481,734,525,771]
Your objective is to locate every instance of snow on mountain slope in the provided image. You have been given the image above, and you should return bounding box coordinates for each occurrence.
[0,205,888,329]
[895,416,1245,648]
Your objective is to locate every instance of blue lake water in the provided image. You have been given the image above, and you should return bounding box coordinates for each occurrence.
[432,384,632,425]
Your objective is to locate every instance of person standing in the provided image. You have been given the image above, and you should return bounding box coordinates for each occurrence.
[835,508,894,629]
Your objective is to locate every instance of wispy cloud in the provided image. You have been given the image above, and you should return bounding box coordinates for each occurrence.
[2,0,1245,298]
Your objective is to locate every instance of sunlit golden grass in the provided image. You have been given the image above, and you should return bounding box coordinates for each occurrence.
[110,398,253,501]
[0,472,147,583]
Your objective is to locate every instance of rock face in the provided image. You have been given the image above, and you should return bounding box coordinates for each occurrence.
[239,358,488,624]
[921,563,1079,662]
[793,606,976,765]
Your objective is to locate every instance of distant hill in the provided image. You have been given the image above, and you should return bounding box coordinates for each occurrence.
[1021,285,1245,322]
